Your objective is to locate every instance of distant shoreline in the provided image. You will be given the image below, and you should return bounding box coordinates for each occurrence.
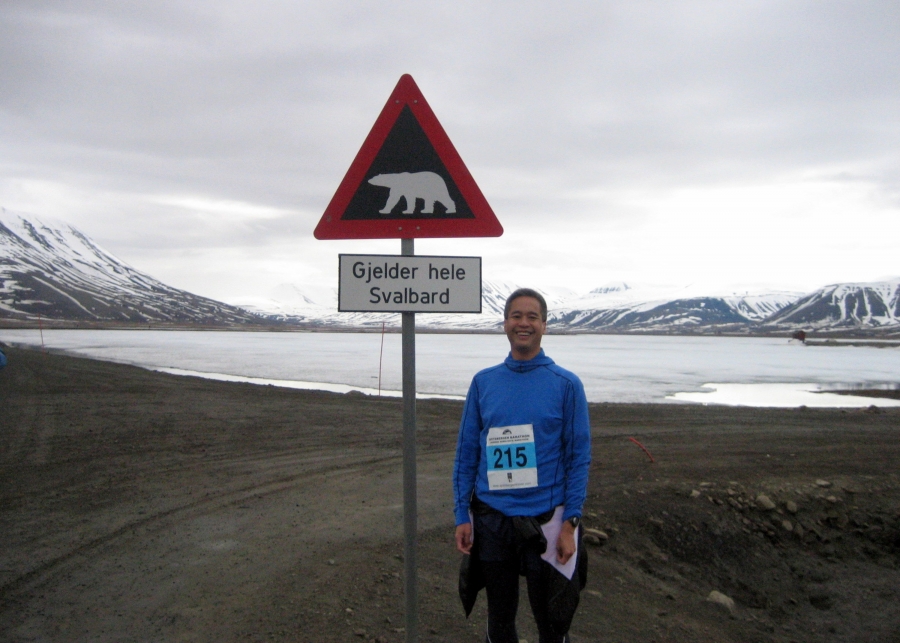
[2,318,899,341]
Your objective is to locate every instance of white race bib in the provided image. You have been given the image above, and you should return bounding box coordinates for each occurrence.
[485,424,538,490]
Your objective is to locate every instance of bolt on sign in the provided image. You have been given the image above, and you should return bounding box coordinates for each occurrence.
[314,74,503,240]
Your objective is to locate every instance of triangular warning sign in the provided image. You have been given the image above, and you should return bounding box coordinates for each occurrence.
[314,74,503,240]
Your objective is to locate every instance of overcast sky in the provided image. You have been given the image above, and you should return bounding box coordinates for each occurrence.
[2,1,898,303]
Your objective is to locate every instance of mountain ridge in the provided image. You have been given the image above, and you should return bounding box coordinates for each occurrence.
[1,209,266,325]
[2,210,898,336]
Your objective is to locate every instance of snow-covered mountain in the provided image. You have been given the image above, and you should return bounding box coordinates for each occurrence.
[0,209,264,325]
[238,277,900,335]
[229,279,524,331]
[3,209,896,335]
[233,279,804,333]
[762,279,900,330]
[547,282,802,332]
[230,277,900,334]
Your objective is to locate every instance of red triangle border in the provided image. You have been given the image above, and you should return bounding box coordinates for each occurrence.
[314,74,503,240]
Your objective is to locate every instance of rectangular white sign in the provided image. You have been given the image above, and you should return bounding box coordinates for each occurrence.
[338,254,482,313]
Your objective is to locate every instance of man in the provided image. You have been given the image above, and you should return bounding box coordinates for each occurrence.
[453,288,591,643]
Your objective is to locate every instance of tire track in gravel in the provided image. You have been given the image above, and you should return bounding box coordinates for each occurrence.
[0,449,403,604]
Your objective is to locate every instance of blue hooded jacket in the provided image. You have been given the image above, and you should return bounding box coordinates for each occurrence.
[453,349,591,525]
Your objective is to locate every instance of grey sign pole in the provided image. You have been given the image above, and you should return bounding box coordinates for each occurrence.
[315,73,501,643]
[401,237,417,643]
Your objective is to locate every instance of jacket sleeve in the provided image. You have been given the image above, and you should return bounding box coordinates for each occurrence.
[562,376,591,522]
[453,377,483,525]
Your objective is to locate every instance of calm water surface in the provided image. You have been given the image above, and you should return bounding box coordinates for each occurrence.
[2,329,898,407]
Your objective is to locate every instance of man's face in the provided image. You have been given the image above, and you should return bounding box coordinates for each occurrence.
[504,296,546,360]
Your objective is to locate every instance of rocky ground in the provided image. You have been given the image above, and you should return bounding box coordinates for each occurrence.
[1,345,898,642]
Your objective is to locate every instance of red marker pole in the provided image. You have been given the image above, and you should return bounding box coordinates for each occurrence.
[378,321,386,396]
[38,313,46,353]
[628,437,655,463]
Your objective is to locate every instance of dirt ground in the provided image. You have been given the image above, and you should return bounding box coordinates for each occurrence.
[1,345,899,643]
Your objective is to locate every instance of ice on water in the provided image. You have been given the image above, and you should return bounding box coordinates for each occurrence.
[1,330,898,407]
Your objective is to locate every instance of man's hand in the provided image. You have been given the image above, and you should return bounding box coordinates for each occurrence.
[556,521,577,564]
[455,522,473,554]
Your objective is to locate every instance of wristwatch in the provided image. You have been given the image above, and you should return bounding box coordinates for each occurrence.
[566,516,580,528]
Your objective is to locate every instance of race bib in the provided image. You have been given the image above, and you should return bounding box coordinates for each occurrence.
[486,424,538,490]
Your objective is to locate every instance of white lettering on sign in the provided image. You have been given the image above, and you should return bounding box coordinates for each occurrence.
[338,254,481,313]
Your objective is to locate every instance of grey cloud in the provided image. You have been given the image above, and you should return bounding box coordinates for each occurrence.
[1,0,898,295]
[4,2,898,192]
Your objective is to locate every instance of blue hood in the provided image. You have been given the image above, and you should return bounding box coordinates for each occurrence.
[504,349,555,373]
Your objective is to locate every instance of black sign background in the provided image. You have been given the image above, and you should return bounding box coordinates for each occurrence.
[340,107,475,221]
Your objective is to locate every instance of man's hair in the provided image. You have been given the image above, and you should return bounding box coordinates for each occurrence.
[504,288,548,322]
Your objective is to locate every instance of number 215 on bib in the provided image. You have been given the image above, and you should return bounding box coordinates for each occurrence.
[485,424,538,490]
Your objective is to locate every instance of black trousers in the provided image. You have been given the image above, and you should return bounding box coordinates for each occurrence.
[474,511,568,643]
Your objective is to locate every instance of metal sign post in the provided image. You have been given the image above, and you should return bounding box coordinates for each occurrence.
[400,237,417,643]
[335,247,478,643]
[314,74,503,643]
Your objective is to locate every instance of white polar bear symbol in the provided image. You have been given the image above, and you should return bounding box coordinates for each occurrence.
[368,171,457,215]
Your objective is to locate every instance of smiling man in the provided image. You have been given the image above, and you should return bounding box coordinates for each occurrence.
[453,288,592,643]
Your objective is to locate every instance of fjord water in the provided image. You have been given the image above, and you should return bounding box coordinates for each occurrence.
[1,329,898,406]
